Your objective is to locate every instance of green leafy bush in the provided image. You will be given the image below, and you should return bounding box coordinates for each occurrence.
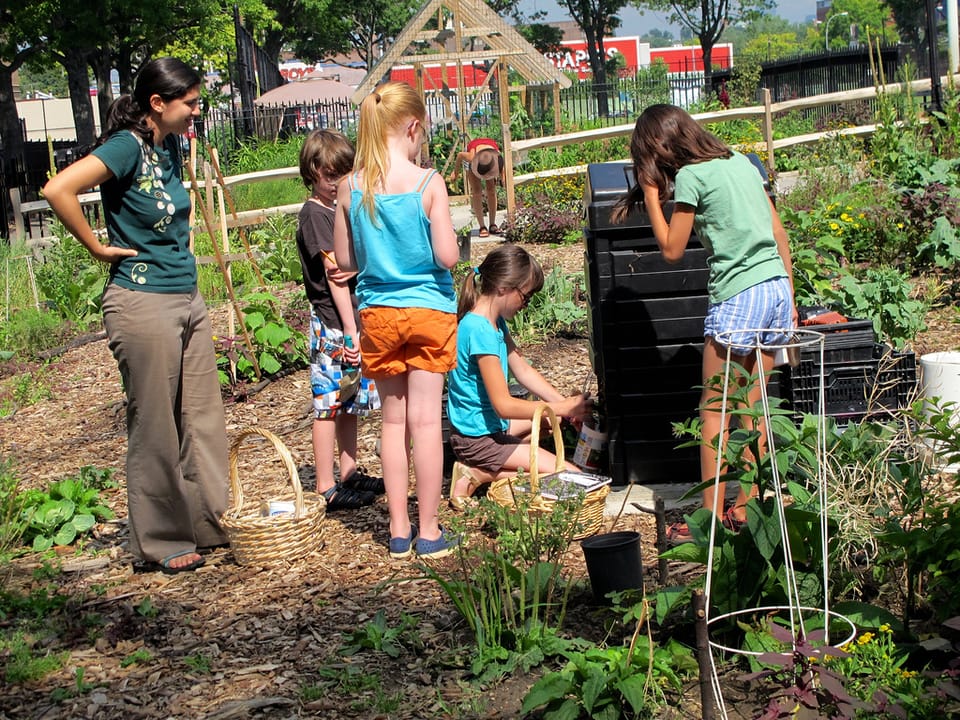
[508,266,587,346]
[34,229,107,325]
[215,290,308,383]
[17,467,116,552]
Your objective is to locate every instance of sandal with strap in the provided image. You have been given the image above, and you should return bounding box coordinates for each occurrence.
[448,462,484,512]
[322,482,375,511]
[342,468,385,495]
[665,522,694,547]
[722,506,746,533]
[488,223,500,234]
[478,226,489,238]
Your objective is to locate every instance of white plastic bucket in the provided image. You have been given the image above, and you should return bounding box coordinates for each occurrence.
[920,351,960,424]
[572,423,607,472]
[919,351,960,472]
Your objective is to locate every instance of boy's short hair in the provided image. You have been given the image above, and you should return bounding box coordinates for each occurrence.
[299,129,355,188]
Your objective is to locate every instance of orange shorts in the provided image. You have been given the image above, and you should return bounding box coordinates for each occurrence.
[359,307,457,378]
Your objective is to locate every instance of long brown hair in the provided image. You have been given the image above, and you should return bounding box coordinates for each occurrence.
[612,104,731,223]
[457,244,544,320]
[99,57,201,147]
[354,81,426,220]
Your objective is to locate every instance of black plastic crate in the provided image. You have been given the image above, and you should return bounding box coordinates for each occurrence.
[782,344,916,419]
[797,319,876,364]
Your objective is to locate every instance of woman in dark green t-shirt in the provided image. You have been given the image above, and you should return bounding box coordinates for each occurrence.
[43,58,228,574]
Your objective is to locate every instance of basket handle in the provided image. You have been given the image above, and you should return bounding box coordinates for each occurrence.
[528,403,565,493]
[227,427,305,518]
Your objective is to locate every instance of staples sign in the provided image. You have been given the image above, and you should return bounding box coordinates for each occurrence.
[544,37,641,79]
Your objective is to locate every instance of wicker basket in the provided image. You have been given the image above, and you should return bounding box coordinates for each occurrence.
[487,404,609,540]
[220,427,326,566]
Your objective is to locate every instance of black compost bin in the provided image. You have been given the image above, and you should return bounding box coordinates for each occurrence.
[583,158,772,485]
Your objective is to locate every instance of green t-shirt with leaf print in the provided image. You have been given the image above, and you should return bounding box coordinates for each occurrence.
[92,131,197,293]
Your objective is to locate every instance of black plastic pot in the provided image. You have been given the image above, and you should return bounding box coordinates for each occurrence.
[580,531,644,603]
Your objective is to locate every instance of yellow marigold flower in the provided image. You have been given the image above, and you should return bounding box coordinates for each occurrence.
[857,632,874,645]
[829,222,840,230]
[897,223,904,229]
[858,213,865,219]
[879,624,891,634]
[840,213,852,222]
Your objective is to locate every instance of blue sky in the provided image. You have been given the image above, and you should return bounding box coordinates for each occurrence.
[519,1,818,37]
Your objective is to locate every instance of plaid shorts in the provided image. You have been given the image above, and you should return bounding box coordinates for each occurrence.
[309,313,380,419]
[704,277,794,356]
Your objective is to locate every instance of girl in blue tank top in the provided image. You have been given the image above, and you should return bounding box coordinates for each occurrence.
[334,81,460,560]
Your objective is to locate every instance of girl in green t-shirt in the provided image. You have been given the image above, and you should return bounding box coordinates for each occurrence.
[614,104,797,545]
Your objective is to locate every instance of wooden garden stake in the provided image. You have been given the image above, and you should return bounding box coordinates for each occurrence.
[204,143,268,288]
[693,590,714,720]
[184,157,261,381]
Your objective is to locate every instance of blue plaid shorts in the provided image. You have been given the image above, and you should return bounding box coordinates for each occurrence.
[704,277,794,356]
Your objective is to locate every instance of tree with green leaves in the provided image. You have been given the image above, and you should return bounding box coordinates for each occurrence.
[292,0,420,68]
[630,0,774,91]
[821,0,897,51]
[556,0,627,116]
[1,2,51,170]
[884,0,924,50]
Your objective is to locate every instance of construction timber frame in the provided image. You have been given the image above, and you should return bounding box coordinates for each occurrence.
[351,0,572,219]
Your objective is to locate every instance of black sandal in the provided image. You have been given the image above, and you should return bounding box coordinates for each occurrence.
[322,482,376,511]
[342,469,385,494]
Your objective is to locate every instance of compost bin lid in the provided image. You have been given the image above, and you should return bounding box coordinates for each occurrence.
[584,155,773,233]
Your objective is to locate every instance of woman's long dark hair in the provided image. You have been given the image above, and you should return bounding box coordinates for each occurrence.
[613,104,732,222]
[98,57,201,146]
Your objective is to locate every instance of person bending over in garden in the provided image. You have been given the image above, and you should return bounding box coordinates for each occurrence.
[448,138,504,237]
[445,244,592,511]
[613,104,797,545]
[43,57,228,574]
[296,129,383,511]
[333,82,460,560]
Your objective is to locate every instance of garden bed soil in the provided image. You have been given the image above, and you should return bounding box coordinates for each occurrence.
[0,241,956,719]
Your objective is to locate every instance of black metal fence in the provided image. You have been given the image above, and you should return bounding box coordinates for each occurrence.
[760,44,905,101]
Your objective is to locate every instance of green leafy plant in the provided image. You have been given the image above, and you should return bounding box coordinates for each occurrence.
[339,610,421,658]
[0,458,26,562]
[2,632,68,682]
[50,666,96,702]
[823,266,928,350]
[829,624,950,716]
[183,651,212,674]
[248,214,303,284]
[522,601,694,720]
[1,366,53,417]
[314,664,401,714]
[508,266,587,345]
[421,483,586,680]
[135,597,159,618]
[120,648,153,668]
[215,290,308,382]
[17,466,116,551]
[34,224,108,326]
